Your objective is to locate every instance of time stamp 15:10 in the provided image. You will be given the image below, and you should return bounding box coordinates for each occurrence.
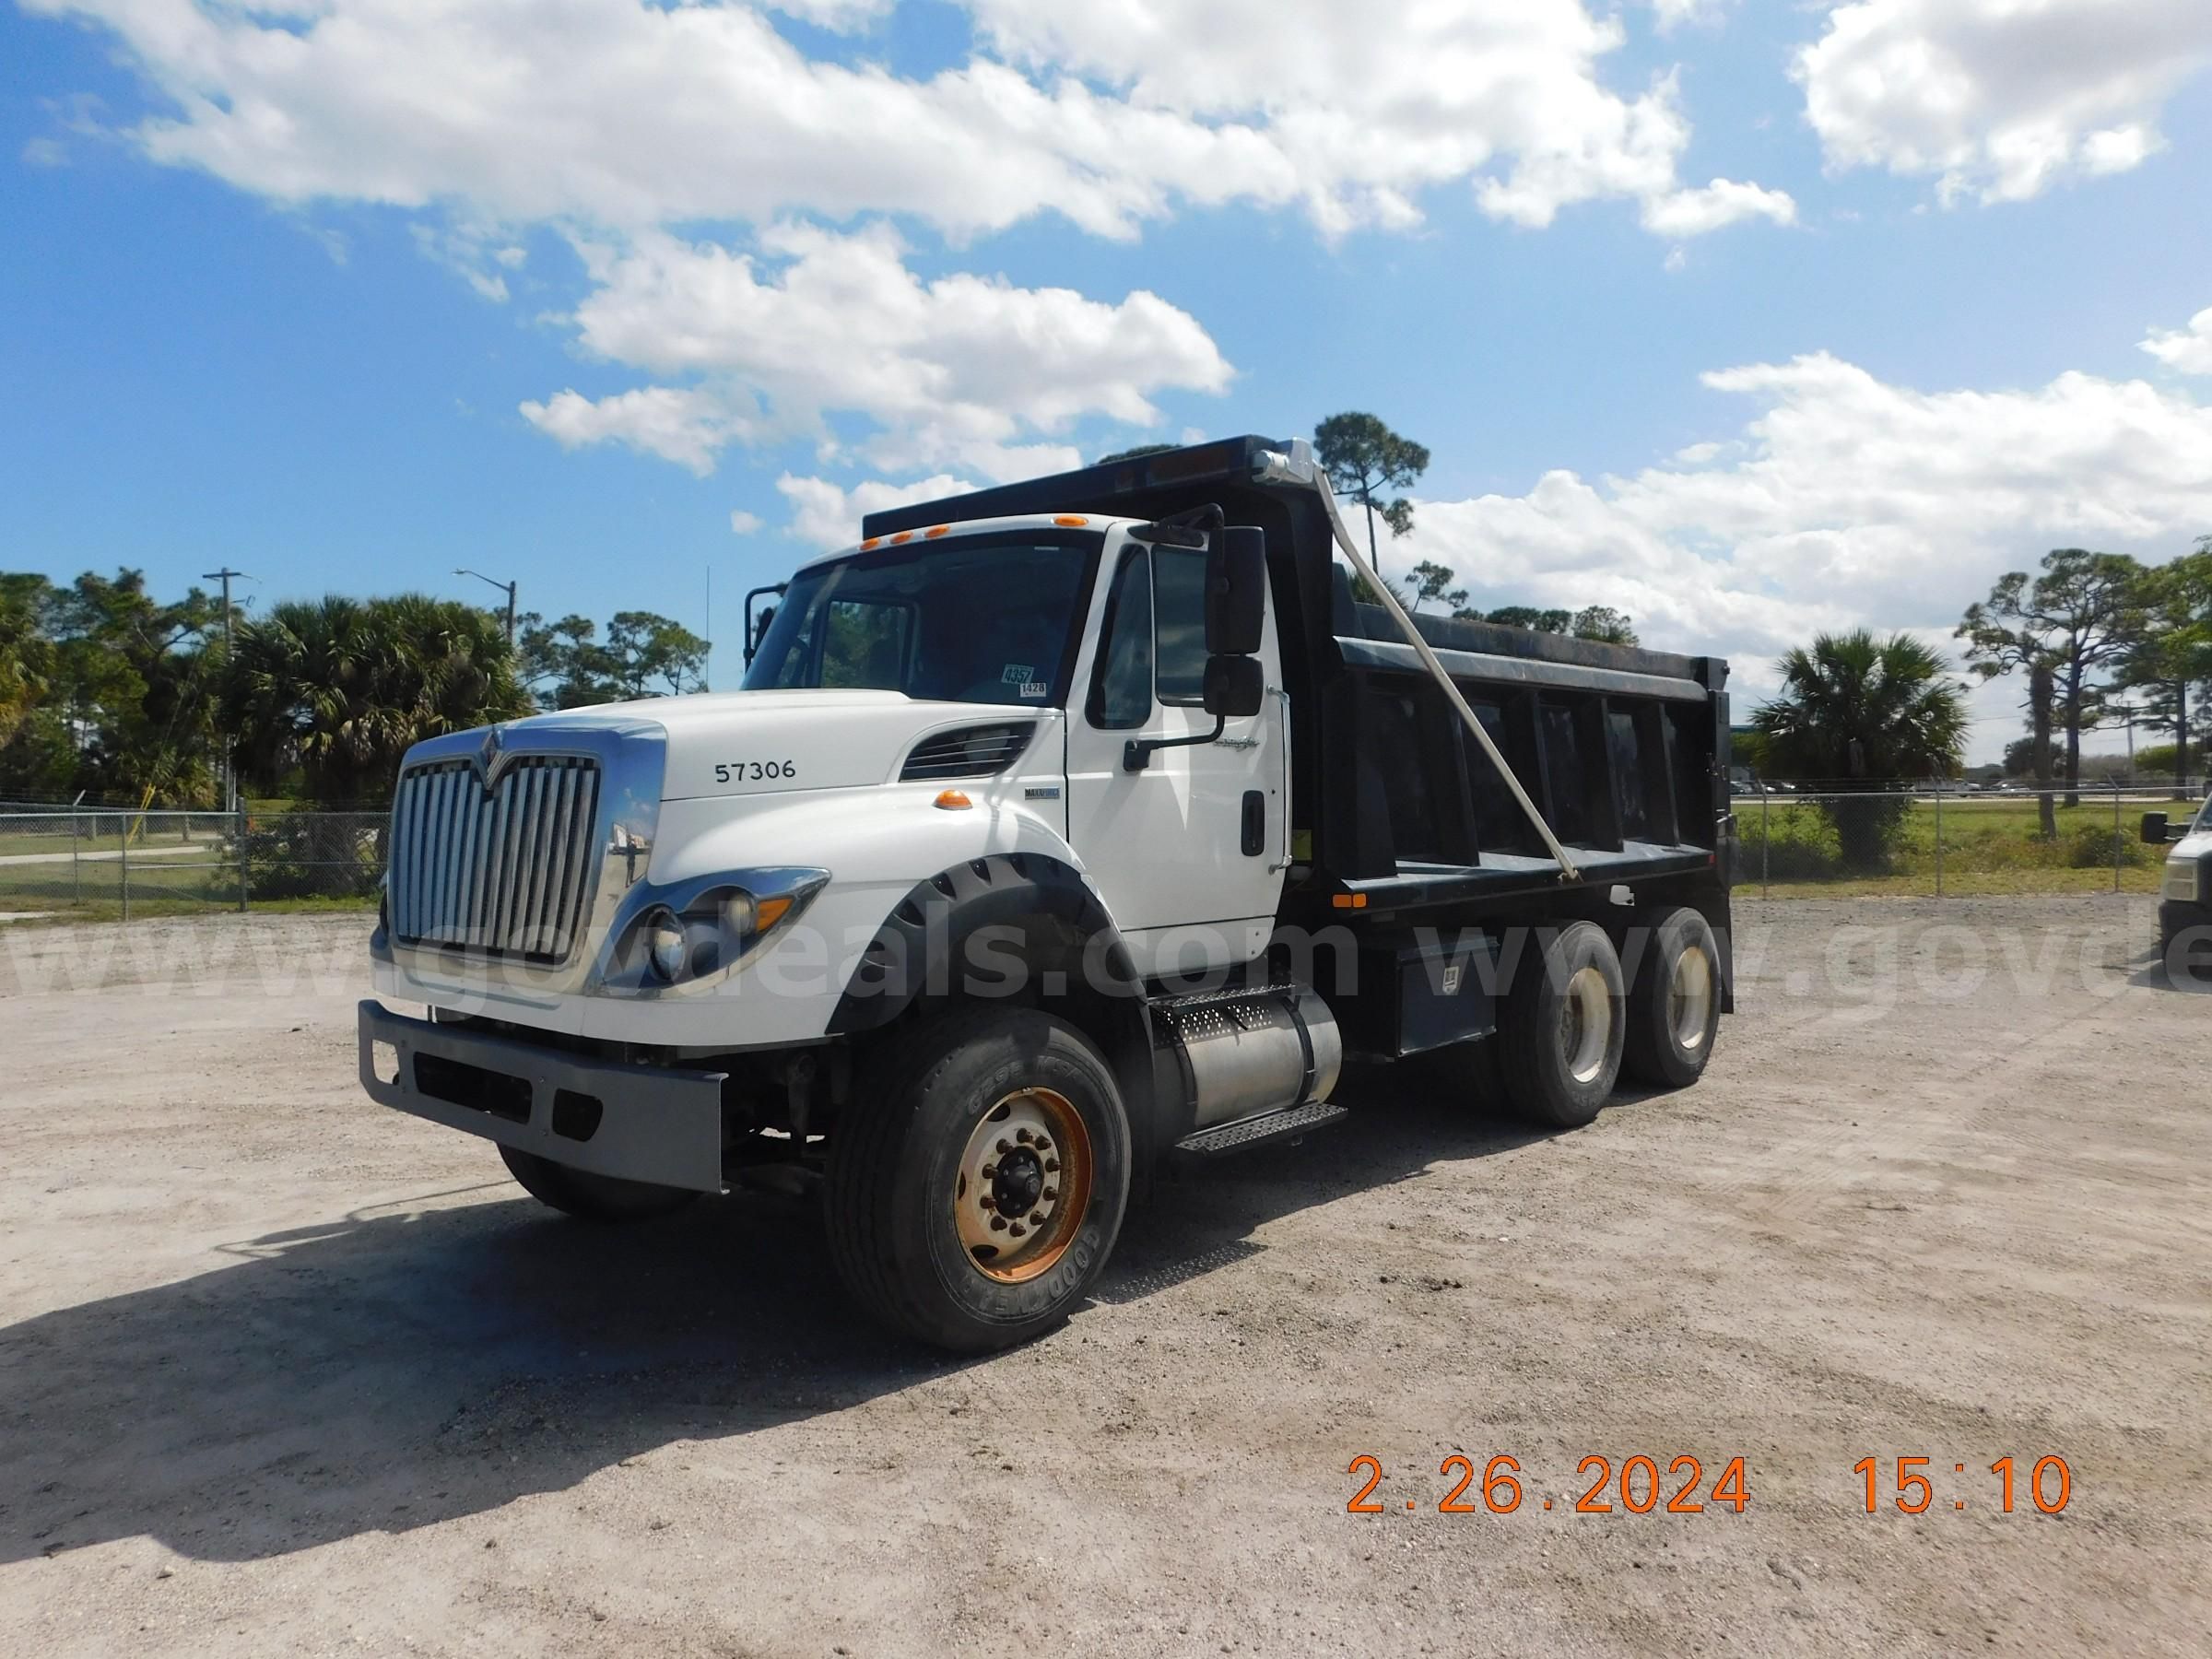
[1345,1455,2075,1515]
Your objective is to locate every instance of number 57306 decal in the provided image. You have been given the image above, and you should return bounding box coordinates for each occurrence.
[714,759,797,784]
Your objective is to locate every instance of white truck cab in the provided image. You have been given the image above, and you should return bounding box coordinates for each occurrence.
[362,438,1737,1351]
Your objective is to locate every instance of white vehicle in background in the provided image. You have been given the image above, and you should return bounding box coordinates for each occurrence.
[2144,790,2212,966]
[360,438,1737,1351]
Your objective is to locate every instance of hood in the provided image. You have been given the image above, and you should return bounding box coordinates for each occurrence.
[494,688,1053,800]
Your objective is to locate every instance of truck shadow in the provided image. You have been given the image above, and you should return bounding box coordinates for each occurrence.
[0,1082,1550,1566]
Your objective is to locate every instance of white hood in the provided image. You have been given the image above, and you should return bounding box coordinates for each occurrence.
[497,688,1047,801]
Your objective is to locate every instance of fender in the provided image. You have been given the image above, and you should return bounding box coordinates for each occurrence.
[829,853,1171,1184]
[827,853,1139,1034]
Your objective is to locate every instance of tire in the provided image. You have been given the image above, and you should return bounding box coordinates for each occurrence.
[826,1007,1131,1353]
[498,1144,700,1223]
[1620,906,1724,1089]
[1494,922,1625,1129]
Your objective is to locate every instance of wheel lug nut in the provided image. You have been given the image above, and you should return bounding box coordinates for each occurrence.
[981,1163,996,1179]
[990,1215,1007,1232]
[1044,1159,1060,1173]
[1043,1187,1057,1202]
[1029,1211,1045,1226]
[995,1138,1011,1154]
[1008,1224,1026,1239]
[1034,1135,1051,1153]
[1016,1128,1033,1145]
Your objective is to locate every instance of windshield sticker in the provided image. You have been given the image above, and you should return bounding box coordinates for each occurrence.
[1001,663,1036,685]
[1019,681,1048,699]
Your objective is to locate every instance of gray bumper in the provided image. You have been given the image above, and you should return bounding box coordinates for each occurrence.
[358,1000,729,1193]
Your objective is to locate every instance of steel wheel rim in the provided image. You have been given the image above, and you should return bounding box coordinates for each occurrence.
[1670,946,1713,1052]
[1559,965,1611,1085]
[954,1088,1092,1284]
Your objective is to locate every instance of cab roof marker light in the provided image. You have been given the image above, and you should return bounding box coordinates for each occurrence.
[924,524,950,538]
[860,536,881,551]
[889,531,913,545]
[1053,514,1089,527]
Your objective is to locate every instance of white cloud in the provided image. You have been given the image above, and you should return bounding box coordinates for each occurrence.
[1645,0,1732,32]
[1376,349,2212,754]
[1796,0,2212,205]
[529,222,1231,478]
[519,386,759,476]
[2142,306,2212,375]
[728,509,764,535]
[28,0,1790,242]
[1641,177,1796,237]
[775,472,977,550]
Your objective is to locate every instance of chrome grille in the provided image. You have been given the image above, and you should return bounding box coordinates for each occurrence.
[388,755,604,963]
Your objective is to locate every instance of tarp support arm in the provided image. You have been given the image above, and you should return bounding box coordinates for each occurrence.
[1290,455,1582,882]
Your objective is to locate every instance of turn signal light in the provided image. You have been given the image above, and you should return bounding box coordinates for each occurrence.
[935,790,974,810]
[1331,892,1369,910]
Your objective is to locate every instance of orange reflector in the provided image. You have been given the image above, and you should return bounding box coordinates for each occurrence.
[924,524,950,538]
[1331,893,1369,910]
[755,896,794,930]
[1053,514,1089,526]
[860,536,880,550]
[935,790,973,811]
[889,531,913,545]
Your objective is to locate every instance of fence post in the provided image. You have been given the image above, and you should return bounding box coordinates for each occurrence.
[71,811,81,907]
[2112,782,2122,895]
[1759,788,1771,900]
[1933,777,1944,899]
[237,799,251,913]
[119,816,130,924]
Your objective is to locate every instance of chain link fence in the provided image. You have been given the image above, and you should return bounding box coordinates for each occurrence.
[1734,782,2197,900]
[0,807,385,921]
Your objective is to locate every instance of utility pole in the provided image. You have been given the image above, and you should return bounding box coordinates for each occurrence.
[456,568,518,645]
[203,568,248,810]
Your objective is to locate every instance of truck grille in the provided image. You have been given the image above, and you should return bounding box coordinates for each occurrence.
[387,755,604,963]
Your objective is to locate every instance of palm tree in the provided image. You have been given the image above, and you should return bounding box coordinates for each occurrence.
[1752,630,1968,871]
[0,576,50,752]
[225,594,532,806]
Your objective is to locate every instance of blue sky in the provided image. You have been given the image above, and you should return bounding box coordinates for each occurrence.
[5,2,2211,759]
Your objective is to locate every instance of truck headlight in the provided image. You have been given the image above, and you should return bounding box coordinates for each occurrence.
[644,907,690,982]
[2169,858,2203,902]
[614,868,829,993]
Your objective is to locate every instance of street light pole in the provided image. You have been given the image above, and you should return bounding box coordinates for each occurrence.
[455,568,518,645]
[202,567,249,810]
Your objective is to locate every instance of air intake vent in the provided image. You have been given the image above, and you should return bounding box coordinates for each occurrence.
[900,723,1036,782]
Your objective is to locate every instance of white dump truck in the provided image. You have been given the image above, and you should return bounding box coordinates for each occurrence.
[360,437,1735,1350]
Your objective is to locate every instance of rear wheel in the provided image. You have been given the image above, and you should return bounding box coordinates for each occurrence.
[1621,906,1723,1089]
[498,1144,700,1223]
[1495,922,1625,1129]
[826,1008,1131,1352]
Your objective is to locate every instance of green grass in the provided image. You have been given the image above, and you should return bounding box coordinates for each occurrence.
[1735,794,2176,899]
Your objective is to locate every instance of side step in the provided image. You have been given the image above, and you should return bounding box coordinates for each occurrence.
[1171,1100,1348,1163]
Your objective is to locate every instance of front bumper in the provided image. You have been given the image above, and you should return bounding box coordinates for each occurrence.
[357,1000,729,1193]
[2159,900,2212,955]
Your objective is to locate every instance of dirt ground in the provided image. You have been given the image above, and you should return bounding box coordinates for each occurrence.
[1,897,2206,1657]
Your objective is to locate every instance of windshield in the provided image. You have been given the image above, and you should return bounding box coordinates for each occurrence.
[743,532,1100,706]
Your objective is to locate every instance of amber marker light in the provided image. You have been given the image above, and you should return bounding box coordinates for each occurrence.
[935,790,974,810]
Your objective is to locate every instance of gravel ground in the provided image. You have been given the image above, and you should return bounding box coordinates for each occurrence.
[1,897,2206,1657]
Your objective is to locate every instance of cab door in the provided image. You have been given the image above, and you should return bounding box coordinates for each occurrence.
[1063,535,1288,981]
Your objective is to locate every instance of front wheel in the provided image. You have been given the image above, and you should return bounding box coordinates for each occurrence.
[498,1144,700,1223]
[826,1008,1131,1352]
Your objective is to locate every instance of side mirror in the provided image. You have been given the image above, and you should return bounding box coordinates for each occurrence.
[1205,525,1265,656]
[2142,812,2169,845]
[1202,653,1265,719]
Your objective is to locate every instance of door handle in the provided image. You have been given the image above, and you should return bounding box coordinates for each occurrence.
[1241,790,1265,856]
